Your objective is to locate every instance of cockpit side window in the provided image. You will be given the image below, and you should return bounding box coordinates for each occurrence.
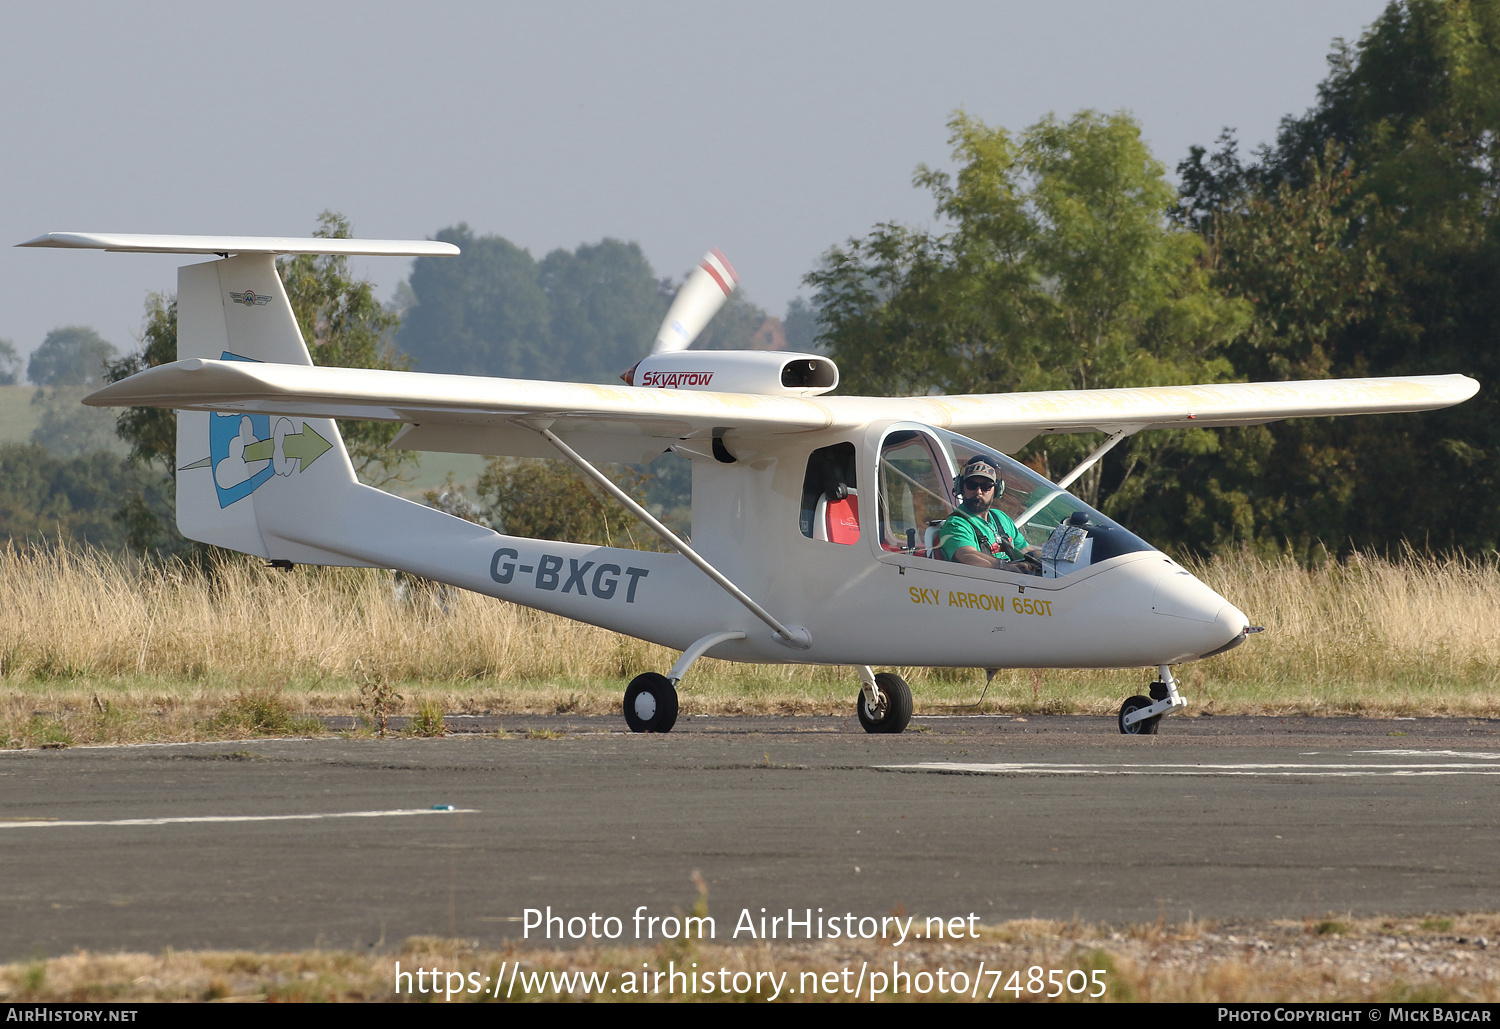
[876,429,954,554]
[800,442,860,544]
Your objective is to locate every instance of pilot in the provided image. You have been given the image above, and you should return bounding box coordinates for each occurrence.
[939,456,1041,573]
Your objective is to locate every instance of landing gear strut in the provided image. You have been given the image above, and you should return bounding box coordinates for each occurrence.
[856,667,913,734]
[622,630,747,734]
[1118,664,1185,735]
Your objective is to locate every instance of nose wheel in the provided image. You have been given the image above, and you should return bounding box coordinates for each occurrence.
[1118,695,1160,735]
[623,672,678,733]
[1117,665,1185,735]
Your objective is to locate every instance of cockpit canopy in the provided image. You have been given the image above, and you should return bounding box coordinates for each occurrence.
[875,424,1154,577]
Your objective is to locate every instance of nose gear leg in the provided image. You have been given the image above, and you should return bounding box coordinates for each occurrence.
[1119,664,1186,735]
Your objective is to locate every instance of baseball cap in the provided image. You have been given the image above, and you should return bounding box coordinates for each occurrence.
[961,457,1000,483]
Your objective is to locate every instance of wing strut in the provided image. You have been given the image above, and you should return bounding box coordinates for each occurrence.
[1013,425,1141,530]
[1053,424,1142,492]
[1014,424,1142,529]
[534,426,811,650]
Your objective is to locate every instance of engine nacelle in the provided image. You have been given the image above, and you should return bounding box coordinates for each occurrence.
[621,350,839,397]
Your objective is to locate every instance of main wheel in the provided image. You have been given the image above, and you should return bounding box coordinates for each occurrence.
[623,673,679,733]
[1118,694,1160,735]
[857,672,913,734]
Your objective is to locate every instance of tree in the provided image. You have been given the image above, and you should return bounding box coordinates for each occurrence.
[782,297,823,353]
[808,109,1246,509]
[27,327,117,387]
[104,294,178,552]
[538,239,669,380]
[0,443,147,549]
[1175,0,1500,555]
[397,225,552,378]
[29,389,122,457]
[0,339,20,386]
[107,294,177,474]
[477,458,658,549]
[397,227,778,382]
[1165,142,1390,555]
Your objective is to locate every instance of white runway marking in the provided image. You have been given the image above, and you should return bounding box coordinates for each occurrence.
[878,759,1500,778]
[1356,749,1500,759]
[0,808,478,829]
[0,738,325,754]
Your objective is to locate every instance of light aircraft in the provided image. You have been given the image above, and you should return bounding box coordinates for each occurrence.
[21,232,1479,735]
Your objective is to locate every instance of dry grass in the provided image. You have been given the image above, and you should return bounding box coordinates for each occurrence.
[2,912,1496,1002]
[3,543,1500,748]
[1186,547,1500,716]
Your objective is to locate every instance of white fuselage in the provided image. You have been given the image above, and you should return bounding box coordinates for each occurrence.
[247,420,1245,672]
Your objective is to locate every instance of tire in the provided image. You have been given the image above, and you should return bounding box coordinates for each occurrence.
[623,673,679,733]
[1118,695,1160,735]
[857,672,913,734]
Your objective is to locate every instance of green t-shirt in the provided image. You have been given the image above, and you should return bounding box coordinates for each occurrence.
[939,507,1024,562]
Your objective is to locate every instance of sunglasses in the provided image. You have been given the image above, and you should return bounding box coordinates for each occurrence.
[962,478,996,492]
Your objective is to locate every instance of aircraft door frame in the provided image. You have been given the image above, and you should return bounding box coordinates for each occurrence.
[864,421,956,558]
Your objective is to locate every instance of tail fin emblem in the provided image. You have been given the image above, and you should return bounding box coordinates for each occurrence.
[194,414,335,508]
[229,289,271,307]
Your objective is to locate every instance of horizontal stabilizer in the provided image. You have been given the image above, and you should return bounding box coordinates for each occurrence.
[17,232,458,257]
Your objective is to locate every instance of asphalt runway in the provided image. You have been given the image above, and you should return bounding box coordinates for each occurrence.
[3,713,1499,960]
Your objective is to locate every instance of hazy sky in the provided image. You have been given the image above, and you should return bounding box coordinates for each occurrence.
[2,1,1391,368]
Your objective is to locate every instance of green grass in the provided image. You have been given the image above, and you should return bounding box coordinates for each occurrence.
[199,687,325,737]
[406,698,446,737]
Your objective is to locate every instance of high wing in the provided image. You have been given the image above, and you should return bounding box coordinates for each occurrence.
[40,230,1477,460]
[84,358,1479,462]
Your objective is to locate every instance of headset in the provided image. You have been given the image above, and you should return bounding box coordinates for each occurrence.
[952,455,1006,500]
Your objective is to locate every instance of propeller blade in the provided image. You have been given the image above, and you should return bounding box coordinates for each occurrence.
[651,248,738,355]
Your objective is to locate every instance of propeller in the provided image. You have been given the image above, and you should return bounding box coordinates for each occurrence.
[651,248,738,355]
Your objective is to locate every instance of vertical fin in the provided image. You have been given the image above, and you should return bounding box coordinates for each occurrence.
[172,255,370,565]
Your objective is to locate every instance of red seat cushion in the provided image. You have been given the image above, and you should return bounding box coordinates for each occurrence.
[825,496,860,544]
